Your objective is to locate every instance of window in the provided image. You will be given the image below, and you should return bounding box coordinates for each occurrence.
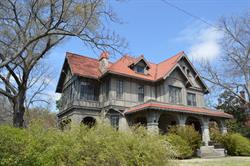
[135,66,145,73]
[80,82,98,101]
[187,93,196,106]
[186,69,191,76]
[105,80,109,99]
[169,86,182,104]
[138,85,144,102]
[110,115,119,130]
[116,80,123,99]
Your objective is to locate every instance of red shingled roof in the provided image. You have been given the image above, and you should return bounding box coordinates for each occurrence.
[66,52,102,79]
[125,102,233,119]
[66,51,184,81]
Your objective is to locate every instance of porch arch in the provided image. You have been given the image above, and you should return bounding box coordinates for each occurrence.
[81,116,96,128]
[158,113,179,134]
[209,118,227,134]
[134,116,147,127]
[185,116,203,134]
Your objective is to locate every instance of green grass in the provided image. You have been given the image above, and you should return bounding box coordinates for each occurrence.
[173,157,250,166]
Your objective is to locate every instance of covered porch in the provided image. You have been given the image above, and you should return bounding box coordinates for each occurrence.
[125,101,233,146]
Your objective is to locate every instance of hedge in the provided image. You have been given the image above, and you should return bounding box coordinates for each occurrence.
[0,122,175,166]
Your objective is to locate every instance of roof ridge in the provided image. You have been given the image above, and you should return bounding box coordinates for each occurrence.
[158,51,184,65]
[66,52,99,61]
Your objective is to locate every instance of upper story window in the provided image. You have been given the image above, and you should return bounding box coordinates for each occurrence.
[186,69,191,77]
[105,80,109,99]
[135,66,145,73]
[116,80,123,99]
[80,81,98,101]
[110,114,119,130]
[187,93,196,106]
[169,86,182,104]
[138,85,144,102]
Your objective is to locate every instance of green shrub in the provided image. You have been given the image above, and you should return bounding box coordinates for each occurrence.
[166,134,193,159]
[209,124,224,143]
[0,123,175,166]
[221,133,250,156]
[168,125,202,155]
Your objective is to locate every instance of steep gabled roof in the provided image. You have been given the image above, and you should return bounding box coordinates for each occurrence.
[67,52,102,79]
[155,51,183,80]
[107,55,157,81]
[56,51,208,93]
[129,55,151,69]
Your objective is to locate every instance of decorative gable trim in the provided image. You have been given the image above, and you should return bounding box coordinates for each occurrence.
[181,54,209,93]
[56,57,72,93]
[163,64,193,87]
[161,53,209,93]
[129,55,151,69]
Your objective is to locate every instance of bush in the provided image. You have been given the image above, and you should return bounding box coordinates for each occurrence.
[166,134,193,159]
[221,133,250,156]
[168,125,202,155]
[0,123,175,166]
[226,119,250,139]
[209,124,224,143]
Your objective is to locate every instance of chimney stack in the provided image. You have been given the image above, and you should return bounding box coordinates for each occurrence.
[99,51,109,73]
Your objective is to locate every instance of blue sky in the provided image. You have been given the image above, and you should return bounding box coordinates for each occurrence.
[44,0,250,111]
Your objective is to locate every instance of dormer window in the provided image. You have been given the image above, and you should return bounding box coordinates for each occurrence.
[129,55,150,75]
[135,65,145,73]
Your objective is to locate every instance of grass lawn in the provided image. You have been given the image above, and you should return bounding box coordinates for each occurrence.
[171,157,250,166]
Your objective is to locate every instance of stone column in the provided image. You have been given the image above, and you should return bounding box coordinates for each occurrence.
[219,120,227,134]
[178,114,187,127]
[220,126,227,134]
[147,122,159,134]
[119,116,129,131]
[147,111,160,134]
[201,118,210,146]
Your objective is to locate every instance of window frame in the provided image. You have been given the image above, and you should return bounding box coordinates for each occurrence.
[169,85,182,104]
[135,65,145,73]
[105,79,110,100]
[138,84,144,102]
[110,114,119,130]
[187,92,197,106]
[80,81,99,101]
[116,79,124,99]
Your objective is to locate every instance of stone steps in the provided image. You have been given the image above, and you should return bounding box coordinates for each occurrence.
[197,146,226,158]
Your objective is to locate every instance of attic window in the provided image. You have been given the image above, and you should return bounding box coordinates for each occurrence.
[135,66,145,73]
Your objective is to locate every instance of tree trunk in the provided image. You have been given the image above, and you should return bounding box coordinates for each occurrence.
[13,90,26,128]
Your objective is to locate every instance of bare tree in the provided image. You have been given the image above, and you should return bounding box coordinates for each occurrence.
[200,12,250,107]
[25,61,54,110]
[0,0,125,127]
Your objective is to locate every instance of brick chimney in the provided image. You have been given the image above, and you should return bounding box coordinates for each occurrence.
[99,51,109,73]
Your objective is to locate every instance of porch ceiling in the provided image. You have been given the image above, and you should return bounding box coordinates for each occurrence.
[125,102,233,119]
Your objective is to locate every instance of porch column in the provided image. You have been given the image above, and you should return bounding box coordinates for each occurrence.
[147,111,160,134]
[178,114,187,126]
[201,118,210,146]
[219,120,227,134]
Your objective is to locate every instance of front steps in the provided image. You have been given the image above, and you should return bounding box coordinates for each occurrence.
[197,146,226,158]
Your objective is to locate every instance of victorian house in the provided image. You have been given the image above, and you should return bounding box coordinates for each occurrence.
[56,51,232,150]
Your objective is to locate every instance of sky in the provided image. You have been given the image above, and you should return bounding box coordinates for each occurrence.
[44,0,250,112]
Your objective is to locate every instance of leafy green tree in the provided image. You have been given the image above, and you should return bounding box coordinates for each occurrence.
[217,90,250,138]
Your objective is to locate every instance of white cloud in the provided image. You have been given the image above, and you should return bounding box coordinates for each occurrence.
[176,22,223,61]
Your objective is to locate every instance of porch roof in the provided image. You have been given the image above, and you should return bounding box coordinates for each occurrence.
[125,101,233,119]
